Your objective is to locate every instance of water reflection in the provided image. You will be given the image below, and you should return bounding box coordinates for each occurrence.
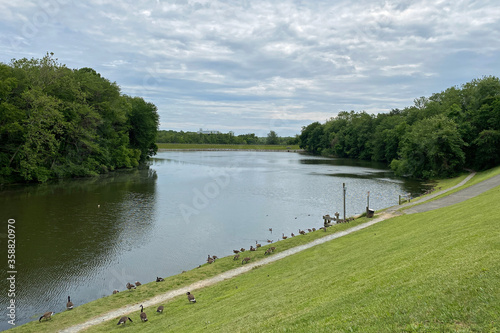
[0,152,431,330]
[0,169,157,330]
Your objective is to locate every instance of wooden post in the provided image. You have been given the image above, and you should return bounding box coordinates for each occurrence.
[343,183,346,223]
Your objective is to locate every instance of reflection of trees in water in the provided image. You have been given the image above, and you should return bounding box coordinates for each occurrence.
[0,168,158,322]
[299,156,390,169]
[299,156,433,196]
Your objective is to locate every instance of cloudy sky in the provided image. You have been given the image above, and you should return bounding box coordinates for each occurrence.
[1,0,499,136]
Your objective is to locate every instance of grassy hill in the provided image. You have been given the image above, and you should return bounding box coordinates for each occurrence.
[11,173,499,332]
[87,186,498,332]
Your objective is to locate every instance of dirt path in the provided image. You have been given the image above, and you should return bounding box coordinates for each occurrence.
[60,171,500,332]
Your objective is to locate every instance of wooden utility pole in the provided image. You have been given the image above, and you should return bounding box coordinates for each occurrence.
[343,183,346,223]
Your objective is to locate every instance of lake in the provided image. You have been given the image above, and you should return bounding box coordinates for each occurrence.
[0,151,432,330]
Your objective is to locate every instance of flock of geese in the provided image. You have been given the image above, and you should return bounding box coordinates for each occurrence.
[38,223,333,326]
[116,292,196,325]
[38,288,197,326]
[114,278,196,325]
[208,225,329,266]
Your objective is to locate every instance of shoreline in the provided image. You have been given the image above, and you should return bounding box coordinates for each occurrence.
[11,170,498,332]
[158,148,305,152]
[61,171,483,332]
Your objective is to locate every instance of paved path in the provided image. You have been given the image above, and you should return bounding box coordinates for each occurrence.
[386,171,477,214]
[402,173,500,214]
[60,171,500,332]
[60,212,397,332]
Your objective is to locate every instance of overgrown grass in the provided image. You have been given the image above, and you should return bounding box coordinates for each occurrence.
[156,143,301,150]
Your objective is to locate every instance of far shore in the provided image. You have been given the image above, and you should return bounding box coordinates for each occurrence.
[156,143,303,152]
[158,148,305,152]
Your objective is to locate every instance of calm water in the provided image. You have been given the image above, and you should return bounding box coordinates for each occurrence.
[0,151,432,330]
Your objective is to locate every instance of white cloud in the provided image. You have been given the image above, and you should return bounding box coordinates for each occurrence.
[1,0,500,136]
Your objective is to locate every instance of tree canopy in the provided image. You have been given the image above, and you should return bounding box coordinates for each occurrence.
[299,76,500,179]
[156,130,298,146]
[0,53,159,183]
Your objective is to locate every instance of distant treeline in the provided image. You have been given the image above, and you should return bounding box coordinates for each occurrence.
[299,76,500,179]
[157,130,299,146]
[0,53,159,184]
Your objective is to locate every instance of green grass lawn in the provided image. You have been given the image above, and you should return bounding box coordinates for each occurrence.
[11,217,373,333]
[156,143,301,150]
[81,185,498,332]
[20,183,500,332]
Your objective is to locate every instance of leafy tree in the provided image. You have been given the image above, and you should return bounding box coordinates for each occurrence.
[127,96,159,162]
[266,130,279,145]
[391,115,465,178]
[299,122,324,154]
[0,54,159,183]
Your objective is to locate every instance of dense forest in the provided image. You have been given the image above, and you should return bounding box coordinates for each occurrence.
[0,53,159,184]
[157,129,298,146]
[299,76,500,179]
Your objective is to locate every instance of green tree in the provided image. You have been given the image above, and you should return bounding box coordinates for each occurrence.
[0,54,159,183]
[19,89,65,182]
[391,115,465,178]
[266,130,279,145]
[299,122,324,154]
[127,96,160,162]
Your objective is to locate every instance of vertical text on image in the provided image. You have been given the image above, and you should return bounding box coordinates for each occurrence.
[7,218,17,326]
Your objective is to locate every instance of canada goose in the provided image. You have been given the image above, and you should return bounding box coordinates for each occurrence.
[267,239,272,243]
[270,246,276,252]
[299,229,306,235]
[126,282,136,291]
[39,311,55,322]
[269,228,272,233]
[157,305,164,313]
[212,255,218,260]
[312,228,316,232]
[264,248,272,255]
[207,254,212,262]
[186,291,196,303]
[233,254,240,260]
[291,233,295,237]
[156,277,165,282]
[241,257,251,264]
[282,233,287,240]
[207,257,214,264]
[233,249,240,254]
[255,241,262,248]
[250,246,256,251]
[117,316,133,325]
[66,296,73,310]
[135,281,142,287]
[112,289,119,294]
[308,229,312,232]
[140,305,148,322]
[240,248,246,252]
